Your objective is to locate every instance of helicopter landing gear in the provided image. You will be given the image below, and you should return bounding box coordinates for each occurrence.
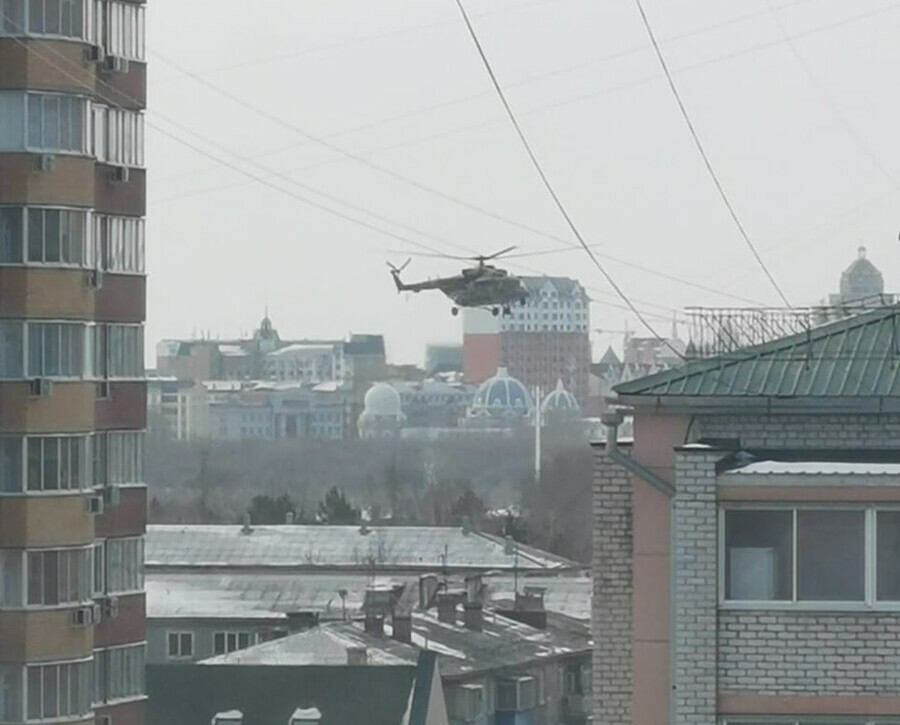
[451,306,459,317]
[491,307,500,317]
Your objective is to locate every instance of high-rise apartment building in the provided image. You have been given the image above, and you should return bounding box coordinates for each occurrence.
[462,276,591,404]
[0,3,147,725]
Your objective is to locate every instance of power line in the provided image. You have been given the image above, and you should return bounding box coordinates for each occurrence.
[451,0,684,357]
[630,0,792,307]
[8,26,689,323]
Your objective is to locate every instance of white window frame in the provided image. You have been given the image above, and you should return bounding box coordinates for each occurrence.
[104,536,143,595]
[92,213,145,274]
[24,657,94,722]
[1,206,96,269]
[212,631,254,656]
[25,320,90,379]
[93,642,146,705]
[92,104,144,168]
[166,631,194,660]
[24,92,91,155]
[24,546,93,609]
[719,504,900,612]
[99,0,145,61]
[0,0,90,40]
[16,435,92,494]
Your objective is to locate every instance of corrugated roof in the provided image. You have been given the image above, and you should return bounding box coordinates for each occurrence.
[145,525,576,572]
[730,461,900,476]
[615,306,900,398]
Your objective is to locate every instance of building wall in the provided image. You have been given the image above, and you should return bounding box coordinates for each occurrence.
[462,333,501,384]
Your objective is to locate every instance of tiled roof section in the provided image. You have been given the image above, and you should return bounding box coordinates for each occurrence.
[615,306,900,398]
[145,525,577,572]
[520,276,587,300]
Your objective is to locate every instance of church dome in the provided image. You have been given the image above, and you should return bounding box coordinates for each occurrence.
[469,367,533,417]
[362,383,403,417]
[542,380,579,413]
[840,246,884,303]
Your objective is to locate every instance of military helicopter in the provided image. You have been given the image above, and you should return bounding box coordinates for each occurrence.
[388,246,528,317]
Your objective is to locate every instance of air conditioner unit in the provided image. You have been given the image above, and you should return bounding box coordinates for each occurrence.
[29,378,53,397]
[85,268,104,290]
[84,44,105,62]
[102,55,129,73]
[102,596,119,619]
[103,484,120,506]
[34,154,55,172]
[71,605,100,627]
[85,494,104,515]
[109,166,130,183]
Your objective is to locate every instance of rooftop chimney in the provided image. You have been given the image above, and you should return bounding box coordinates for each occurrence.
[418,574,439,610]
[346,645,367,666]
[465,574,484,605]
[212,710,242,725]
[240,513,252,535]
[500,587,547,629]
[285,510,295,525]
[289,707,322,725]
[463,601,483,632]
[392,613,412,644]
[436,592,460,625]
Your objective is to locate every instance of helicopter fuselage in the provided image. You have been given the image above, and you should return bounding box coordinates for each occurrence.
[392,268,527,309]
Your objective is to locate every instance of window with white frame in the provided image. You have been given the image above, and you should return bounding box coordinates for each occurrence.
[93,214,145,273]
[104,536,142,593]
[99,0,144,60]
[94,644,145,704]
[93,324,143,379]
[26,436,89,492]
[92,431,144,486]
[25,547,92,606]
[25,92,90,153]
[166,632,193,659]
[0,0,89,39]
[213,631,253,656]
[0,665,23,722]
[27,321,86,378]
[2,206,93,266]
[93,104,144,167]
[26,659,93,720]
[91,541,104,596]
[722,507,895,605]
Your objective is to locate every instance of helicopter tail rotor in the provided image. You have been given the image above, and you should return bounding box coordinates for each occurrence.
[386,259,411,291]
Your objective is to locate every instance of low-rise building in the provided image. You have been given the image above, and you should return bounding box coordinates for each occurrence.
[594,304,900,724]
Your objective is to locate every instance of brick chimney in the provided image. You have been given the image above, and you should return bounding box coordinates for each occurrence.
[392,613,413,644]
[436,592,460,625]
[346,645,367,665]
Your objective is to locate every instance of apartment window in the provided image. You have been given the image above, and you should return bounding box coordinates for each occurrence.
[0,207,24,263]
[496,677,536,712]
[27,322,86,378]
[0,321,24,378]
[213,631,253,655]
[26,208,88,266]
[100,0,145,60]
[94,431,144,487]
[166,632,193,659]
[26,436,88,492]
[93,105,144,167]
[105,537,143,593]
[25,93,88,153]
[26,547,92,606]
[93,214,145,273]
[92,542,104,596]
[0,665,23,721]
[0,550,23,607]
[94,644,145,703]
[26,660,93,720]
[723,507,893,605]
[94,324,143,379]
[0,0,87,38]
[0,437,22,493]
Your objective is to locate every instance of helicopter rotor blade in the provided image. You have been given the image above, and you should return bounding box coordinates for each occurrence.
[385,258,412,274]
[481,245,517,261]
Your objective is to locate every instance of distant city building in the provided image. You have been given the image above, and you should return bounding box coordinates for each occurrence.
[464,367,535,428]
[541,379,581,422]
[425,344,463,376]
[156,313,386,390]
[824,245,893,307]
[358,382,407,438]
[462,276,591,404]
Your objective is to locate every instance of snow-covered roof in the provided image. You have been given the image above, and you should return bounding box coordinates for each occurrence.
[218,344,249,357]
[145,525,578,572]
[145,571,590,621]
[729,461,900,476]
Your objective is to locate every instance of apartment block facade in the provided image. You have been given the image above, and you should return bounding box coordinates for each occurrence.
[0,2,147,725]
[594,307,900,725]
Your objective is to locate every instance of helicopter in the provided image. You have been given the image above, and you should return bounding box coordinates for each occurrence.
[388,246,529,317]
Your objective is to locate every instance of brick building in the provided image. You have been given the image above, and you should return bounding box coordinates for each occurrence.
[462,276,590,405]
[593,305,900,725]
[0,3,147,725]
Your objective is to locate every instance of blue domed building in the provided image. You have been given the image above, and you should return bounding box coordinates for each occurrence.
[465,367,534,427]
[541,379,580,421]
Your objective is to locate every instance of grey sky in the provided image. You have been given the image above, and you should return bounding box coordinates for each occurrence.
[145,0,900,365]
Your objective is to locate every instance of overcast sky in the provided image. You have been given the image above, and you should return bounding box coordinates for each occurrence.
[145,0,900,365]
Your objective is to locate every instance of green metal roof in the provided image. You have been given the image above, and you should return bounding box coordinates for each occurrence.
[615,306,900,398]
